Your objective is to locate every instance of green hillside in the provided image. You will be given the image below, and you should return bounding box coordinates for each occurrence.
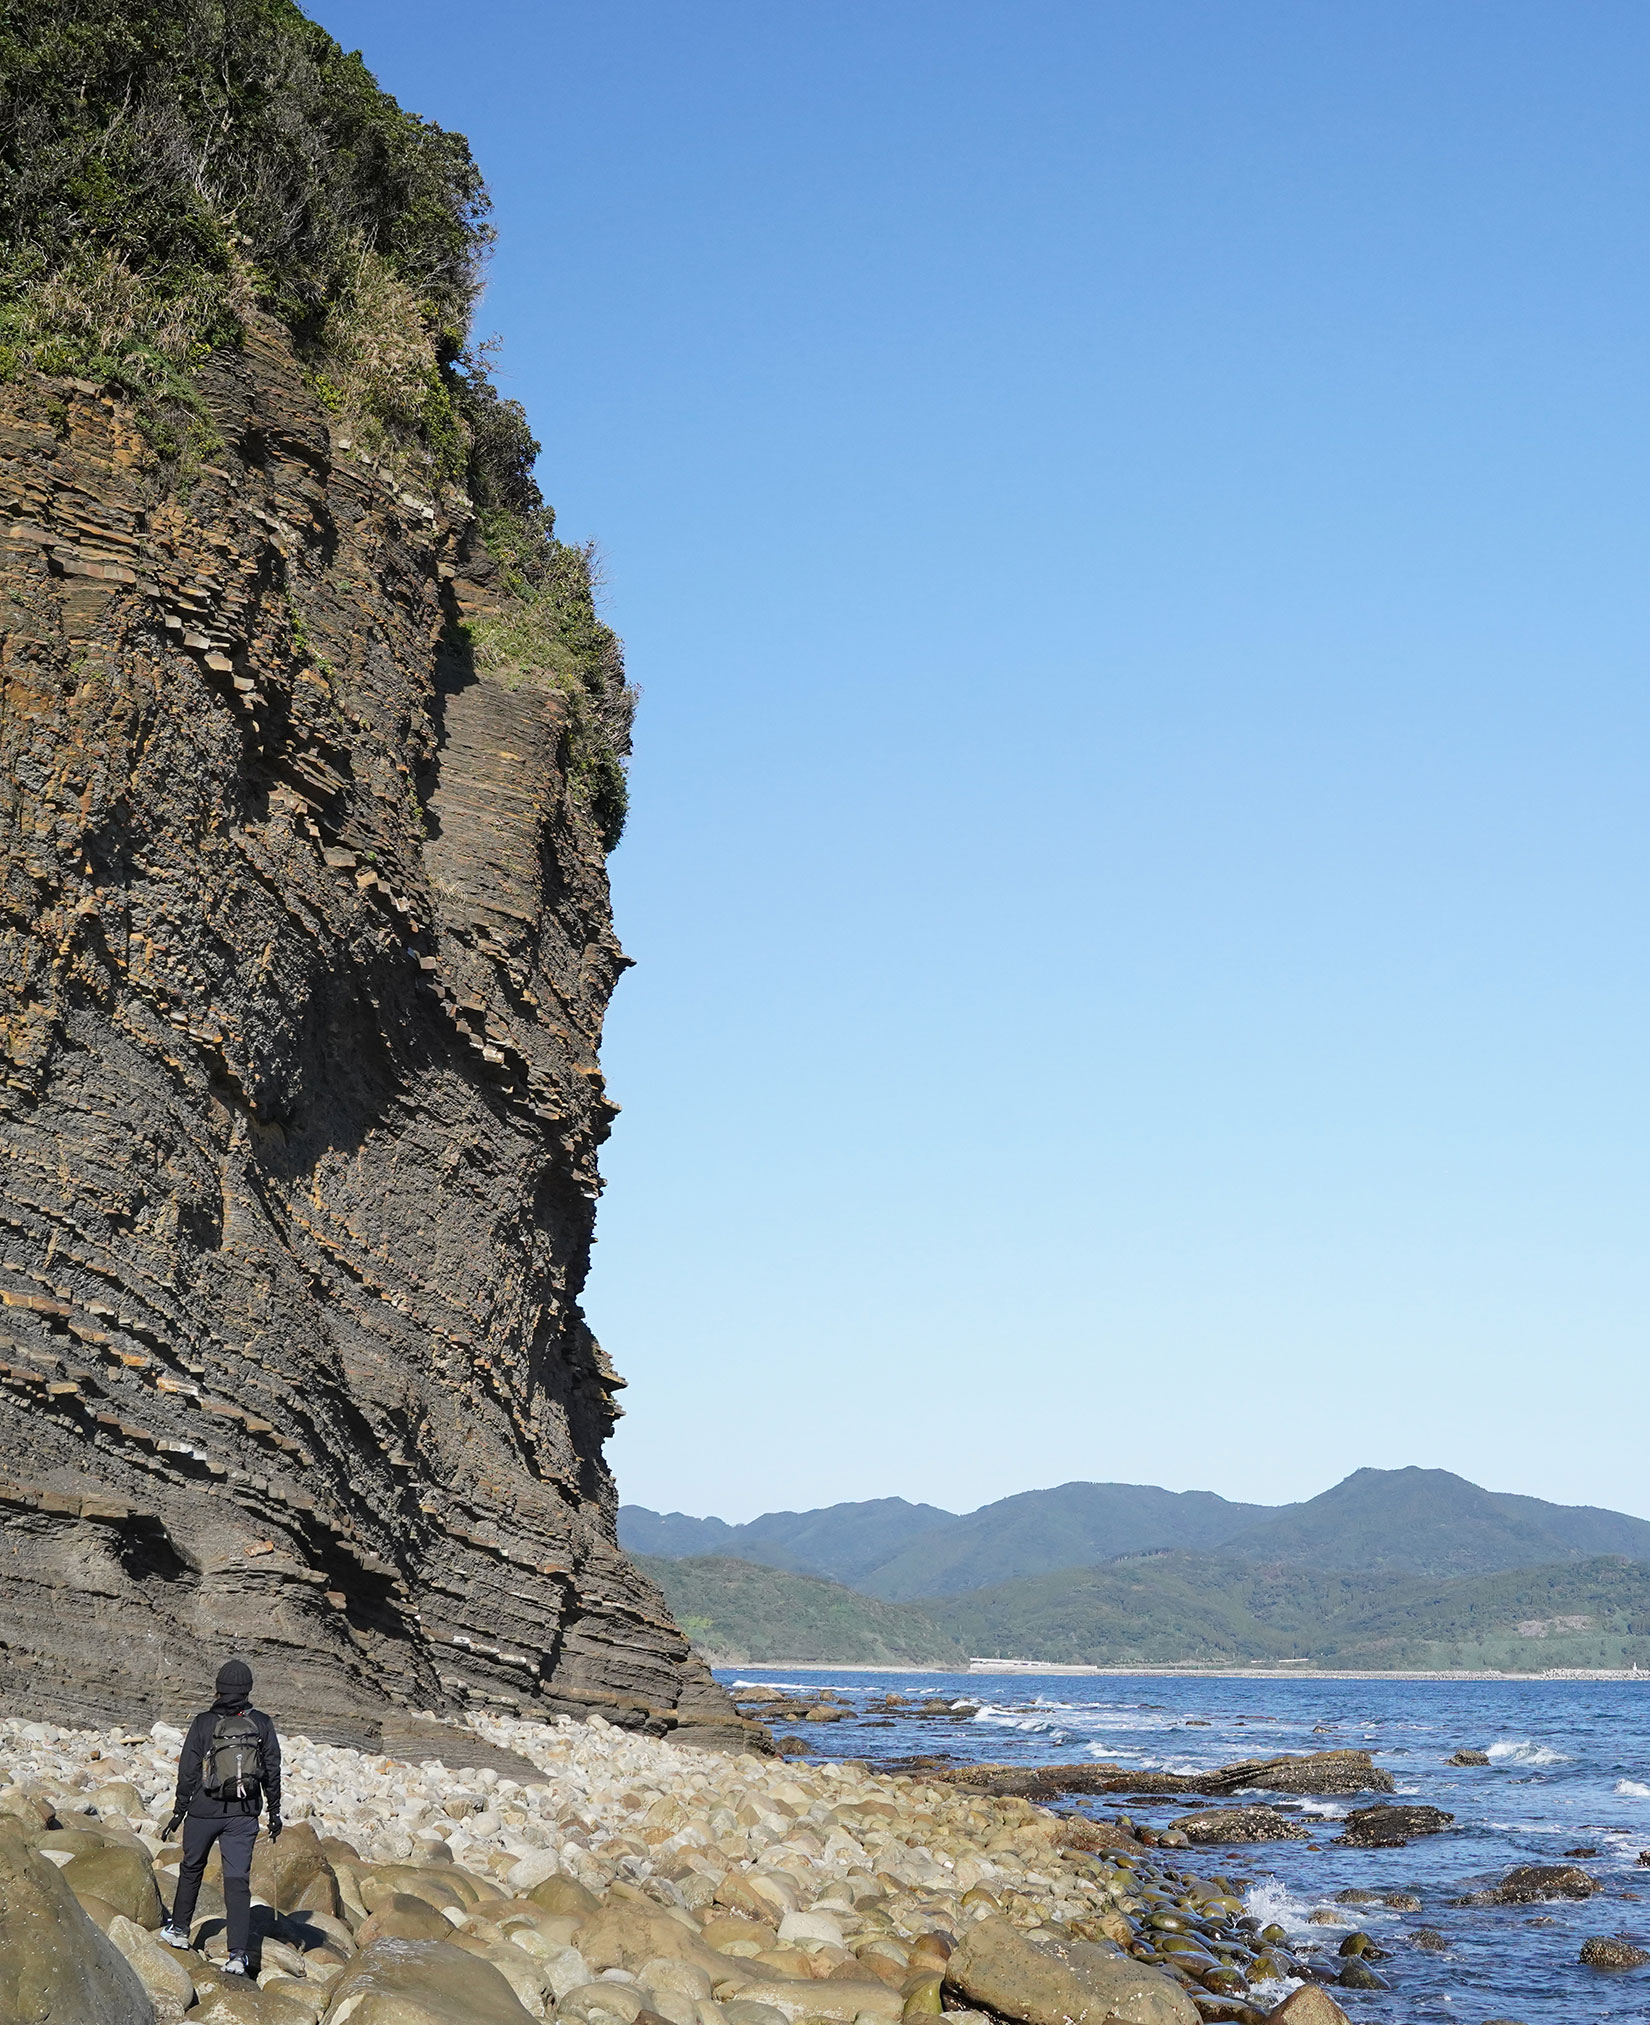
[861,1483,1271,1599]
[620,1498,957,1584]
[1223,1467,1650,1577]
[636,1556,965,1667]
[932,1552,1650,1671]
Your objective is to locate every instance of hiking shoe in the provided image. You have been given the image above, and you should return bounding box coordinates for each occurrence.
[222,1955,249,1977]
[156,1925,190,1950]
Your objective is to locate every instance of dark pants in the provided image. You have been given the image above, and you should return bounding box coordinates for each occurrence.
[172,1812,259,1956]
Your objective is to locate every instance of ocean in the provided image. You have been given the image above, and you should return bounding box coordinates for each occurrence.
[715,1666,1650,2022]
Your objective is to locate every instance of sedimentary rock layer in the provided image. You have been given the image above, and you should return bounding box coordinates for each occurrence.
[0,327,745,1747]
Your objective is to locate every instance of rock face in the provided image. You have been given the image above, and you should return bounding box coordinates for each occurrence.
[0,337,745,1747]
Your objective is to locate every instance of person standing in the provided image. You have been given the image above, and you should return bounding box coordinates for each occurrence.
[156,1658,282,1976]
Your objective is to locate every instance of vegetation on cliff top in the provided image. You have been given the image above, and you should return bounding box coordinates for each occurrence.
[0,0,632,843]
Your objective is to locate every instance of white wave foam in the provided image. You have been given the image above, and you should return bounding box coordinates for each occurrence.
[1615,1779,1650,1798]
[1243,1879,1342,1936]
[1297,1798,1348,1818]
[1487,1738,1571,1767]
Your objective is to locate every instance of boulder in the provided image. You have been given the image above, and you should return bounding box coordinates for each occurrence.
[356,1894,456,1945]
[1166,1807,1308,1844]
[719,1978,902,2022]
[1336,1804,1454,1848]
[1204,1751,1393,1796]
[107,1915,196,2022]
[444,1932,550,2013]
[1580,1936,1650,1968]
[576,1902,747,1990]
[526,1873,599,1920]
[319,1936,537,2022]
[251,1822,341,1918]
[1450,1865,1600,1907]
[63,1842,166,1929]
[1263,1993,1351,2024]
[943,1912,1199,2025]
[1447,1750,1490,1767]
[0,1816,157,2023]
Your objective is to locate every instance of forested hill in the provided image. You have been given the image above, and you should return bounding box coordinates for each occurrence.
[622,1467,1650,1598]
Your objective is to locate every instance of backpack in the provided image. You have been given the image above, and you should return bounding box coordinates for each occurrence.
[201,1712,264,1801]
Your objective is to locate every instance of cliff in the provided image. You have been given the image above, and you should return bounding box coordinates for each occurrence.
[0,5,751,1752]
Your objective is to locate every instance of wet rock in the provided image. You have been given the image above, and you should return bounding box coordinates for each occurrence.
[1335,1957,1389,1990]
[1409,1928,1447,1951]
[1450,1864,1600,1906]
[1580,1935,1650,1968]
[1202,1752,1394,1797]
[1447,1750,1490,1766]
[1167,1807,1309,1844]
[1336,1803,1454,1848]
[943,1911,1199,2025]
[0,1816,156,2022]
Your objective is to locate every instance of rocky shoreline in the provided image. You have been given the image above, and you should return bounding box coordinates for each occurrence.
[4,1702,1629,2024]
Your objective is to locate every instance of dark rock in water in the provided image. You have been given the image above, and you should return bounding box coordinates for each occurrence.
[1448,1749,1491,1766]
[1409,1928,1447,1951]
[1565,1845,1599,1858]
[1379,1892,1422,1913]
[0,348,750,1751]
[1580,1935,1650,1968]
[1338,1803,1455,1847]
[1168,1805,1310,1844]
[1450,1864,1601,1906]
[1332,1889,1379,1905]
[1202,1751,1395,1797]
[1336,1957,1390,1990]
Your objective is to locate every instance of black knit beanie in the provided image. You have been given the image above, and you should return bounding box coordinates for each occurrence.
[215,1658,253,1700]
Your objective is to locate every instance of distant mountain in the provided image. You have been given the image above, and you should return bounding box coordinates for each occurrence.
[625,1469,1650,1601]
[636,1555,964,1668]
[859,1482,1275,1600]
[619,1498,958,1585]
[1223,1468,1650,1578]
[932,1550,1650,1673]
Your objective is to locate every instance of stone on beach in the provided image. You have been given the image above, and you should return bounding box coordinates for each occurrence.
[942,1912,1198,2025]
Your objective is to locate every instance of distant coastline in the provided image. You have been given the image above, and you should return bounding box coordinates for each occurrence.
[724,1660,1650,1681]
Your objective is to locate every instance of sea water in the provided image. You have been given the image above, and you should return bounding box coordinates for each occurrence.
[717,1668,1650,2022]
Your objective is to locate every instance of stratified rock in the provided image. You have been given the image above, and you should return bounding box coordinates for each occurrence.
[1167,1806,1310,1844]
[1337,1803,1455,1847]
[1580,1935,1650,1968]
[0,1816,156,2022]
[1450,1865,1600,1906]
[943,1911,1199,2025]
[0,347,748,1750]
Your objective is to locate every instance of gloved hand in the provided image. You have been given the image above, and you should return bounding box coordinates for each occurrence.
[267,1815,283,1840]
[163,1811,184,1839]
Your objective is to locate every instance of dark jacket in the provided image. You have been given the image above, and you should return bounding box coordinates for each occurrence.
[173,1699,282,1821]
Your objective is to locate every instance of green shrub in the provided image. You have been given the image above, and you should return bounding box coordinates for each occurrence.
[0,0,633,844]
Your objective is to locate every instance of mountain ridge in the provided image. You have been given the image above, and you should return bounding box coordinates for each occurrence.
[621,1467,1650,1600]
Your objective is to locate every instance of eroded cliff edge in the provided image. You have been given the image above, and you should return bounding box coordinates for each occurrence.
[0,318,749,1747]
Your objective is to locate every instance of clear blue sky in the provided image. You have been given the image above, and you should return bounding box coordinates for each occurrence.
[312,2,1650,1524]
